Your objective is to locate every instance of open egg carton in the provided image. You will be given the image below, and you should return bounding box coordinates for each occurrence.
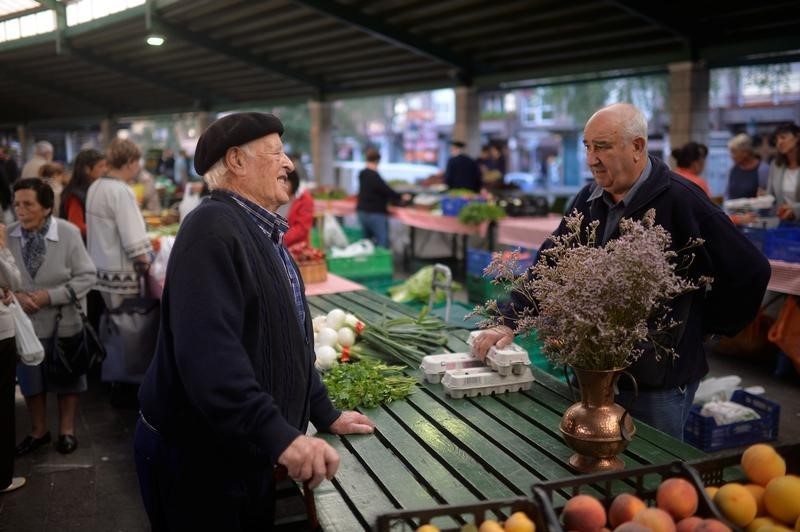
[419,352,486,384]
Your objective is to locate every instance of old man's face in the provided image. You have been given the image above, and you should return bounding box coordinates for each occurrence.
[583,109,644,199]
[240,133,295,211]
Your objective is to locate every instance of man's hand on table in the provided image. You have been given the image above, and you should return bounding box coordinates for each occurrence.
[278,435,340,489]
[329,411,375,435]
[471,325,514,360]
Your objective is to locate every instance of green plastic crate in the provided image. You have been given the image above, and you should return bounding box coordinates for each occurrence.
[327,247,393,280]
[310,226,364,248]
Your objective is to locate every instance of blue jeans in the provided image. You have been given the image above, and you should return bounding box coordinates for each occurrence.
[358,211,389,248]
[615,380,700,440]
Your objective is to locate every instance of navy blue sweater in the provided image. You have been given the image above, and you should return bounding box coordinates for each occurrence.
[506,157,771,389]
[139,192,340,469]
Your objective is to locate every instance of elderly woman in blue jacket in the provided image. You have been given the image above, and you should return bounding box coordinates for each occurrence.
[9,178,96,456]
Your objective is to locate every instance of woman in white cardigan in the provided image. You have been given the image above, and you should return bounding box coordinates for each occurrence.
[9,178,96,456]
[766,122,800,221]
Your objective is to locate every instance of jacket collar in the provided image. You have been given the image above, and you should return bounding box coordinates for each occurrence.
[9,217,59,242]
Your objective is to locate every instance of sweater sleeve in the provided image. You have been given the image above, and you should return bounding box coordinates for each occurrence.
[168,230,302,465]
[47,223,97,306]
[113,185,152,259]
[0,248,21,291]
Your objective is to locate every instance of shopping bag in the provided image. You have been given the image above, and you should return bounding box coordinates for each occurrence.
[767,295,800,373]
[322,213,348,249]
[9,294,44,366]
[100,270,161,381]
[178,185,202,221]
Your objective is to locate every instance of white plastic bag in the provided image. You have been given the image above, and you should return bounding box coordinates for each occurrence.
[9,294,44,366]
[179,185,202,221]
[150,235,175,284]
[322,213,348,248]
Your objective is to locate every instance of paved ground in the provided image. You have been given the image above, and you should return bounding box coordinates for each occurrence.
[1,337,798,531]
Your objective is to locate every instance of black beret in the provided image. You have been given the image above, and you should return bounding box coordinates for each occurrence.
[451,140,466,148]
[194,112,284,175]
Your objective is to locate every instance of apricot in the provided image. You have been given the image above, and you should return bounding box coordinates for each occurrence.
[677,516,704,532]
[706,486,720,499]
[657,477,700,520]
[613,523,652,532]
[479,520,504,532]
[764,475,800,525]
[694,518,733,532]
[563,495,608,532]
[609,494,647,528]
[417,525,440,532]
[714,483,758,527]
[633,508,676,532]
[504,511,535,532]
[796,514,800,532]
[741,445,787,487]
[746,484,768,516]
[747,516,779,532]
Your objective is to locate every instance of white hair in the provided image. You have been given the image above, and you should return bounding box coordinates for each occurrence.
[590,103,648,145]
[728,133,755,153]
[202,139,258,190]
[35,140,53,156]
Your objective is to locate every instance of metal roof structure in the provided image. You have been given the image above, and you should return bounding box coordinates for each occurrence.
[1,0,799,126]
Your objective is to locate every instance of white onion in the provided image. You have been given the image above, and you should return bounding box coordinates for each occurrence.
[344,313,361,328]
[337,327,356,347]
[312,315,328,333]
[314,345,338,370]
[315,327,339,347]
[326,308,346,330]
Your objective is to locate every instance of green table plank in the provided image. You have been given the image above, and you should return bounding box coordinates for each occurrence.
[313,479,368,532]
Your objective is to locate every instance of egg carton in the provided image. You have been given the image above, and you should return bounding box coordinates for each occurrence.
[419,352,484,384]
[442,366,534,399]
[486,343,530,376]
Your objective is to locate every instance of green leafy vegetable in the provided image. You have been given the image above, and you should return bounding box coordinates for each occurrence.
[388,266,462,303]
[322,361,417,409]
[458,203,507,225]
[358,308,449,366]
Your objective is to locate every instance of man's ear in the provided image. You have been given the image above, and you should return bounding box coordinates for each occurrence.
[632,137,646,161]
[224,147,244,175]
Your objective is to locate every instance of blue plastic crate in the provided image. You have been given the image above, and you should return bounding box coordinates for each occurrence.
[684,390,780,452]
[764,227,800,263]
[440,196,485,217]
[740,226,768,252]
[466,248,536,278]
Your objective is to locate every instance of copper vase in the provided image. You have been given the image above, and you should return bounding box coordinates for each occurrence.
[559,367,636,473]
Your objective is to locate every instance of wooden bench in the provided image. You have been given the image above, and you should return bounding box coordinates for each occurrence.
[306,291,706,531]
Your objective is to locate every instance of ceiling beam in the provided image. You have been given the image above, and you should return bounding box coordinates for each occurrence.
[289,0,492,81]
[149,13,331,95]
[0,61,113,111]
[605,1,692,43]
[63,43,224,109]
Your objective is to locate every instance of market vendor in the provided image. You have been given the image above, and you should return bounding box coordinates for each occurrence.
[135,112,375,531]
[472,103,771,439]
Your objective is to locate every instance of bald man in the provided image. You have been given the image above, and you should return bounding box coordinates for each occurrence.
[473,103,770,439]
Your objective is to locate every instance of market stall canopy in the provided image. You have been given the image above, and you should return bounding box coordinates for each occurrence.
[1,0,799,126]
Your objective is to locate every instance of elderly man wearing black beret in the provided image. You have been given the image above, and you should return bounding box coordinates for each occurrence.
[134,112,375,531]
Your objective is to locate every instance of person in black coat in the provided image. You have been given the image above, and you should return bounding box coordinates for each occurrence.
[472,103,770,439]
[444,140,482,192]
[356,148,407,248]
[135,113,375,531]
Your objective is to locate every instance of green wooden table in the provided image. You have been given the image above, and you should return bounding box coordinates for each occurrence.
[306,290,706,531]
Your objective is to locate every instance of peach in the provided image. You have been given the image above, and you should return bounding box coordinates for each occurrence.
[609,494,647,528]
[633,508,676,532]
[694,519,733,532]
[714,483,758,527]
[745,484,767,517]
[677,516,704,532]
[741,445,787,487]
[764,475,800,525]
[657,478,699,520]
[706,486,720,500]
[563,495,608,532]
[747,516,779,532]
[613,523,652,532]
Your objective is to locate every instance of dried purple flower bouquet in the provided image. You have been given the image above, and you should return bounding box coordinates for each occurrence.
[471,209,709,371]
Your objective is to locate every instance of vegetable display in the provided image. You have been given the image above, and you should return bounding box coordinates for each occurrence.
[458,203,507,225]
[322,361,417,409]
[388,266,462,304]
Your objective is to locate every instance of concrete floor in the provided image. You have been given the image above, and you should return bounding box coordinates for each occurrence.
[1,331,798,531]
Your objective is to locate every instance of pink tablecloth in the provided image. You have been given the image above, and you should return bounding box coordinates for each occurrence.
[392,207,489,236]
[304,273,365,296]
[495,215,561,249]
[314,198,357,217]
[767,260,800,296]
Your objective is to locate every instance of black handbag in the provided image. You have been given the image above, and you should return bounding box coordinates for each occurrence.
[99,269,160,378]
[44,286,107,384]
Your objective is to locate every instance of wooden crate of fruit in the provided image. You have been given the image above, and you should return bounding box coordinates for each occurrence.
[532,461,735,532]
[375,497,544,532]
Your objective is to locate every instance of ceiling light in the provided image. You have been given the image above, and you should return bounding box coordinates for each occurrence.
[146,35,165,46]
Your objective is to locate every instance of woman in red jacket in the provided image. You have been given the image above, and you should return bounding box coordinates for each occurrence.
[60,149,107,241]
[284,170,314,247]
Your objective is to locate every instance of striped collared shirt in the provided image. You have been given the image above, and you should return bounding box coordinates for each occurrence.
[221,190,306,329]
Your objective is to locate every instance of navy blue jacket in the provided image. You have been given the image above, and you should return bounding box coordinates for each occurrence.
[445,154,482,192]
[507,157,771,389]
[139,192,340,470]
